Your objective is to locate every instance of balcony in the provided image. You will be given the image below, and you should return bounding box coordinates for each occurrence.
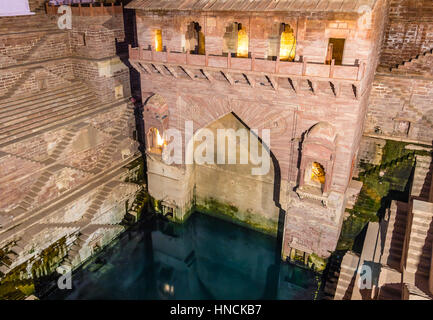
[129,45,366,98]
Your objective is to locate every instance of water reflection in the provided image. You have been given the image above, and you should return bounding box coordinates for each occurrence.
[47,213,320,300]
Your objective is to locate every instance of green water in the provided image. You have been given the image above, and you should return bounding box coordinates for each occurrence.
[46,212,321,300]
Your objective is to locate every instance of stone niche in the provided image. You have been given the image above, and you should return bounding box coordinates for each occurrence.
[298,122,337,197]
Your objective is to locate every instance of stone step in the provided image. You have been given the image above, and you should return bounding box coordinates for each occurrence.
[0,91,94,127]
[406,262,430,276]
[0,96,98,133]
[407,251,431,265]
[9,206,27,217]
[82,214,93,220]
[410,229,433,240]
[26,190,38,198]
[0,82,87,110]
[413,209,433,219]
[0,264,10,275]
[93,200,103,206]
[378,285,401,300]
[387,224,407,237]
[388,247,403,259]
[33,180,45,188]
[10,245,25,256]
[0,99,99,144]
[0,84,89,117]
[411,218,433,230]
[407,243,432,258]
[386,232,405,243]
[384,237,404,249]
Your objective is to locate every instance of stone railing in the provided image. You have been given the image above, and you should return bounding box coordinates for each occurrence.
[296,187,329,206]
[45,2,123,16]
[129,45,366,83]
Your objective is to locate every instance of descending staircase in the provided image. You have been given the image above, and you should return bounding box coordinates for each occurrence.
[0,30,65,67]
[80,181,121,222]
[7,165,65,218]
[0,223,79,277]
[358,152,415,177]
[7,163,90,220]
[0,82,100,145]
[322,254,343,300]
[405,202,433,278]
[42,122,86,165]
[333,252,359,300]
[377,283,402,300]
[91,136,124,174]
[390,48,433,75]
[90,106,133,174]
[381,201,408,270]
[0,66,43,101]
[62,224,124,268]
[411,155,432,201]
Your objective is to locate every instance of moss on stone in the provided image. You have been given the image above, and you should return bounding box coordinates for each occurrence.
[0,236,68,300]
[124,157,145,184]
[196,197,278,236]
[337,139,416,252]
[308,253,327,273]
[131,187,149,221]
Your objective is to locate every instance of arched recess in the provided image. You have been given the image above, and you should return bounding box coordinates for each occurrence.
[223,22,249,58]
[184,112,282,236]
[268,22,296,61]
[185,21,205,54]
[147,127,165,154]
[298,122,337,194]
[154,29,163,52]
[143,93,169,154]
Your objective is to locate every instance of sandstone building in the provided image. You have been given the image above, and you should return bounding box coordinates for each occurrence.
[0,0,432,300]
[331,0,433,300]
[126,0,388,261]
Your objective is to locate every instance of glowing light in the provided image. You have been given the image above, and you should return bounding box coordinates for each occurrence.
[279,25,296,61]
[237,26,249,58]
[154,29,163,52]
[163,283,174,295]
[311,162,325,184]
[156,129,165,146]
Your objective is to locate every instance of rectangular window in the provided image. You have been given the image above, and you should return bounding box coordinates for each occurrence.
[326,38,345,65]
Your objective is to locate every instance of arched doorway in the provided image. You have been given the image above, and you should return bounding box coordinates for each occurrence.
[185,21,205,55]
[147,127,165,154]
[190,112,279,235]
[268,22,296,61]
[279,23,296,61]
[223,22,249,58]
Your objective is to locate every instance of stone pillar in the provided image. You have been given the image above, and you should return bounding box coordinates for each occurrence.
[146,153,194,222]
